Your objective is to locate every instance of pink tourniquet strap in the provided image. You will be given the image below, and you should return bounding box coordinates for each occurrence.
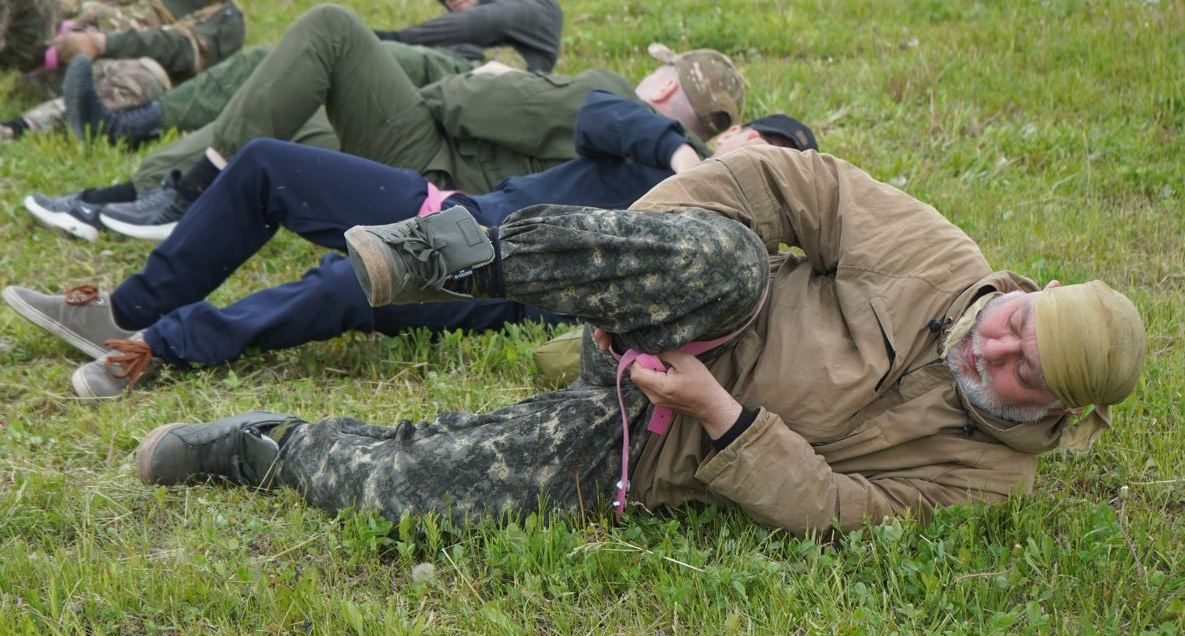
[609,284,769,520]
[417,182,461,217]
[25,21,77,77]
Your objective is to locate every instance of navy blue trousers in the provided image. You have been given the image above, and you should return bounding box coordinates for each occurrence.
[111,139,566,368]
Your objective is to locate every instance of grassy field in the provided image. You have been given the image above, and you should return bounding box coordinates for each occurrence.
[1,0,1183,632]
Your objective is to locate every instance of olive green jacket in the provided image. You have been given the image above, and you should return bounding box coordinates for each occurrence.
[418,69,637,193]
[627,147,1074,535]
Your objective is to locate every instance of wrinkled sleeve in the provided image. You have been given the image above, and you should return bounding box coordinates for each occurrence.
[694,409,1024,535]
[390,0,561,71]
[629,146,983,276]
[574,91,691,167]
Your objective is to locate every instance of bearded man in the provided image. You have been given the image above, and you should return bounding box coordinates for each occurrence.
[132,146,1145,535]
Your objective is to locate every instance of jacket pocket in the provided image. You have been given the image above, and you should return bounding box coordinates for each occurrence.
[869,297,899,392]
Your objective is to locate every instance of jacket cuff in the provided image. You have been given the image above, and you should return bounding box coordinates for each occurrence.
[696,408,779,483]
[710,406,759,451]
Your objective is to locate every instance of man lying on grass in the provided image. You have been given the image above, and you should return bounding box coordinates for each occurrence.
[128,146,1145,535]
[4,91,811,398]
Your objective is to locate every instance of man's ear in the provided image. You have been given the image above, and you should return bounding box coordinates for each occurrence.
[648,78,680,104]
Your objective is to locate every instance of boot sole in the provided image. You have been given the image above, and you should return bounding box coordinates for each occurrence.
[23,195,99,242]
[135,423,186,485]
[2,286,110,359]
[99,212,175,241]
[344,226,393,307]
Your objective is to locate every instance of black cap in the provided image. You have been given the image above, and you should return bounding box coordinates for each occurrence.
[744,115,818,152]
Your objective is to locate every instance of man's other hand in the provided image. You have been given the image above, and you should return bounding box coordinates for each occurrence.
[629,350,742,439]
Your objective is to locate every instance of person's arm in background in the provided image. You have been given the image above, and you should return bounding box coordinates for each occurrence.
[574,91,704,171]
[375,0,563,72]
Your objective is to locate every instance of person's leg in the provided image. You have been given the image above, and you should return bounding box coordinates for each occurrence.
[98,1,245,77]
[112,139,435,331]
[0,0,60,72]
[157,45,270,132]
[376,41,475,87]
[131,108,340,194]
[207,4,442,168]
[140,385,648,521]
[352,205,771,354]
[142,254,567,368]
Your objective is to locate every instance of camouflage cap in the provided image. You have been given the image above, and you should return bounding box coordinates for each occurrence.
[648,43,744,137]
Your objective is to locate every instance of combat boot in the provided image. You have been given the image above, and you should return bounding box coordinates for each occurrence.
[344,205,495,306]
[136,412,301,487]
[65,56,162,146]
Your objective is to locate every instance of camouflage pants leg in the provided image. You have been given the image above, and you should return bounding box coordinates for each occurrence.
[100,1,245,77]
[274,385,650,521]
[157,44,269,132]
[492,206,770,354]
[0,0,63,72]
[17,56,170,133]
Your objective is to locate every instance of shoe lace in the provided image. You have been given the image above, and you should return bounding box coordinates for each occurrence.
[379,223,448,289]
[64,284,100,305]
[103,338,153,388]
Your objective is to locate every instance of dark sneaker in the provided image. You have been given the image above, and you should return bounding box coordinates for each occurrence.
[65,55,162,147]
[343,205,495,306]
[99,170,189,241]
[22,192,105,242]
[2,285,135,359]
[135,412,297,487]
[73,334,158,399]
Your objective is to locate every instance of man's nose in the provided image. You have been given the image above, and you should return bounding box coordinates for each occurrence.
[980,335,1022,364]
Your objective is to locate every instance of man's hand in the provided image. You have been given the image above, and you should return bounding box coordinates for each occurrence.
[53,30,106,64]
[444,0,478,12]
[629,350,742,439]
[668,144,700,174]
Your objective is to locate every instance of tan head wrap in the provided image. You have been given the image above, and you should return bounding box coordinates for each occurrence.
[1034,281,1146,451]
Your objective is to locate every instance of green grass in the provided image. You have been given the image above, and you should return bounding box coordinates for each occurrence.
[1,0,1183,632]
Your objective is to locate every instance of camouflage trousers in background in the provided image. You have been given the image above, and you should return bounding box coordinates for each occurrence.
[2,0,242,98]
[264,208,768,520]
[13,56,170,136]
[0,0,162,73]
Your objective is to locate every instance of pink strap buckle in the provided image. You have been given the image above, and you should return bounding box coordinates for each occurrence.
[609,284,769,520]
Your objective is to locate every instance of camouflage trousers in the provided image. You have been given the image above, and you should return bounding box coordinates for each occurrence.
[3,0,242,97]
[266,208,768,520]
[14,56,170,136]
[1,0,163,73]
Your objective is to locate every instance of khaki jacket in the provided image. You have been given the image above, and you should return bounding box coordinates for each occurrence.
[627,147,1071,535]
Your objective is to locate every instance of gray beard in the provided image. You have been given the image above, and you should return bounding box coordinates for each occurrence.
[945,300,1056,424]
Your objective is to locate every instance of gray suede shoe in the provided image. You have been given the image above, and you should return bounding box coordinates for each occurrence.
[344,205,495,307]
[2,285,135,359]
[135,412,298,487]
[72,334,157,399]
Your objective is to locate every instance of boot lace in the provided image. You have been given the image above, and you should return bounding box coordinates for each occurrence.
[376,223,448,289]
[64,284,100,305]
[103,338,154,388]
